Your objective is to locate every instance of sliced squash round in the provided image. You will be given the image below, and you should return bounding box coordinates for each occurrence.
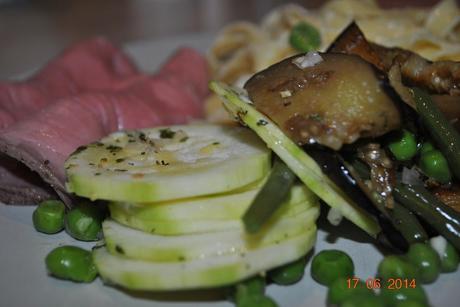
[65,124,271,203]
[94,226,317,291]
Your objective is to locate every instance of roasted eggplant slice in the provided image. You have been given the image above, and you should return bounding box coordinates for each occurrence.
[244,52,401,150]
[330,22,460,96]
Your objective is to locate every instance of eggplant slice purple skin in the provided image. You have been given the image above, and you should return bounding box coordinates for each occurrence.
[244,52,402,151]
[329,22,460,119]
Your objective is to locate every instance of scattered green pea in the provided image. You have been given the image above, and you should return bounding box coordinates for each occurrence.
[327,277,372,305]
[341,291,384,307]
[406,243,441,284]
[419,149,452,184]
[377,255,418,281]
[430,237,460,273]
[388,130,418,161]
[269,256,307,285]
[418,142,434,155]
[234,276,265,304]
[45,245,97,283]
[33,200,65,234]
[311,250,354,286]
[65,202,103,241]
[289,22,321,52]
[237,294,278,307]
[440,241,460,272]
[379,286,428,306]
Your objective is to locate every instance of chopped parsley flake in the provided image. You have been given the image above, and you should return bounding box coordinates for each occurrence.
[159,128,176,139]
[257,119,268,126]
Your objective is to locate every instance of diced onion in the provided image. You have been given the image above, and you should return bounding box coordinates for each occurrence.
[430,235,447,259]
[327,207,343,226]
[292,51,323,69]
[401,167,423,185]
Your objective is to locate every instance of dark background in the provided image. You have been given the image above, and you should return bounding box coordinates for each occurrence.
[0,0,451,78]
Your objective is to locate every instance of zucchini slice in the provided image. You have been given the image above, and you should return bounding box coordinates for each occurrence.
[94,226,317,290]
[109,195,317,235]
[108,184,316,223]
[210,81,380,237]
[65,124,271,203]
[104,205,319,262]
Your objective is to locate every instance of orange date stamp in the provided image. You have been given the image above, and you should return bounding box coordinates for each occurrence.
[347,277,417,290]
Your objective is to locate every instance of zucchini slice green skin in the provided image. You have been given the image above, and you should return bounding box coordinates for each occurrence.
[210,81,381,237]
[94,226,317,291]
[65,124,271,203]
[109,193,318,235]
[108,183,316,224]
[104,205,319,262]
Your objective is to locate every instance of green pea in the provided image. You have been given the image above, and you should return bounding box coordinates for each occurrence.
[310,249,354,286]
[45,245,97,282]
[269,256,307,285]
[65,202,103,241]
[418,142,434,155]
[380,286,428,306]
[341,292,384,307]
[33,200,65,234]
[327,277,372,305]
[440,241,459,272]
[406,243,441,284]
[395,300,429,307]
[289,22,321,52]
[419,149,452,184]
[377,255,418,281]
[234,276,265,304]
[388,130,418,161]
[237,294,278,307]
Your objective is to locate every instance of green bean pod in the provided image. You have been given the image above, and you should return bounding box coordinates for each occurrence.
[387,202,428,245]
[412,88,460,180]
[243,159,296,233]
[394,183,460,250]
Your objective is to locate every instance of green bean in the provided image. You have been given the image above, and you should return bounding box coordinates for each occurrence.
[269,256,307,285]
[311,250,354,286]
[412,88,460,180]
[388,129,418,161]
[45,245,97,282]
[377,255,418,280]
[406,243,441,284]
[32,200,65,234]
[289,22,321,53]
[327,277,372,305]
[65,202,103,241]
[243,159,296,233]
[345,159,428,246]
[387,202,428,245]
[380,286,428,306]
[394,183,460,250]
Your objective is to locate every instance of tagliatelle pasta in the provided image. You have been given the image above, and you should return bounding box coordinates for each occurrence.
[206,0,460,123]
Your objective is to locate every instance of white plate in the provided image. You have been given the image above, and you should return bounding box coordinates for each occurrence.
[1,33,459,307]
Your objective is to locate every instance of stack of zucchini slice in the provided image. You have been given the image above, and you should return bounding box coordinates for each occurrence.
[65,124,320,290]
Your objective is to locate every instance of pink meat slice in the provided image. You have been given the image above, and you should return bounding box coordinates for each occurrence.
[0,37,138,129]
[0,47,209,205]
